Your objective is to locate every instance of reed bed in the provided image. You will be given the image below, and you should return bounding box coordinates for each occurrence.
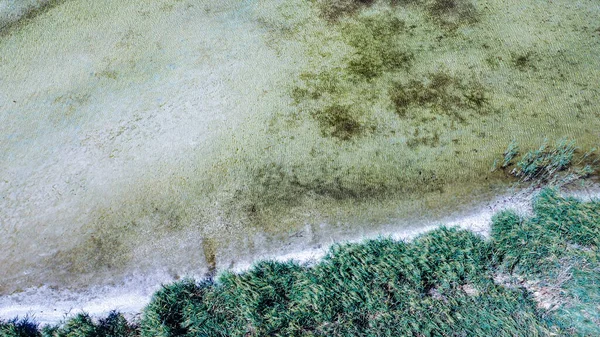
[2,188,598,336]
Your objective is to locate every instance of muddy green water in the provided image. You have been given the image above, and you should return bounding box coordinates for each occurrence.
[0,0,599,294]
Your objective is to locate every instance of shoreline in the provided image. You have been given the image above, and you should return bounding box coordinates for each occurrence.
[0,0,57,33]
[2,183,598,326]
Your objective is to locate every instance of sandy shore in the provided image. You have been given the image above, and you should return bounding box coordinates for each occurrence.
[1,184,598,325]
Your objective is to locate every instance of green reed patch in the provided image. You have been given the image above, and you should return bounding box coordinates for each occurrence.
[3,189,600,336]
[0,317,40,337]
[28,312,138,337]
[135,228,550,336]
[490,188,600,335]
[491,188,600,274]
[495,139,597,183]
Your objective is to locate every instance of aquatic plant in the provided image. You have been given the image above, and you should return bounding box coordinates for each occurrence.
[312,104,363,140]
[511,51,537,71]
[290,10,413,140]
[342,12,413,79]
[389,71,491,121]
[0,317,40,337]
[316,0,375,21]
[426,0,478,28]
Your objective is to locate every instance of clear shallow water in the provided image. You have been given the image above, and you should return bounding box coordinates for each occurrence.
[0,0,52,30]
[0,0,599,303]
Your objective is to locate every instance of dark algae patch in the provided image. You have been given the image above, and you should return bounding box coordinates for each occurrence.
[389,71,492,121]
[3,189,599,336]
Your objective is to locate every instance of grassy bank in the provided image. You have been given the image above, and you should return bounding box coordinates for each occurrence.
[2,188,598,336]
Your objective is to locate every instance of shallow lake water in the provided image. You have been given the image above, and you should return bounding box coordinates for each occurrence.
[0,0,599,320]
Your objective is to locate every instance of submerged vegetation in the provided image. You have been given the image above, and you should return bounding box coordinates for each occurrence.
[317,0,479,26]
[2,189,599,336]
[287,0,496,151]
[389,72,492,121]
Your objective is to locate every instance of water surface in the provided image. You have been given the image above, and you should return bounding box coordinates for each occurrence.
[1,0,599,296]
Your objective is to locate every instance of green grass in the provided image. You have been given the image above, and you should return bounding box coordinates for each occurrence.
[495,139,597,184]
[490,188,600,336]
[31,312,138,337]
[3,188,599,336]
[0,317,40,337]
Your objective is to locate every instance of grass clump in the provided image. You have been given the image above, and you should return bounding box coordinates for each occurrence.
[0,317,40,337]
[497,139,597,183]
[516,140,576,181]
[501,139,520,168]
[490,188,600,335]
